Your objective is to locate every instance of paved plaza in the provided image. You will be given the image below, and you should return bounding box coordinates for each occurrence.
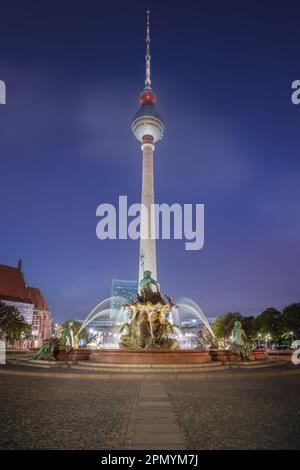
[0,366,300,449]
[166,372,300,449]
[0,371,139,449]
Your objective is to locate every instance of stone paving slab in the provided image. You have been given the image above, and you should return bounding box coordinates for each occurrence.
[134,423,182,433]
[134,410,177,417]
[137,401,171,407]
[129,381,186,450]
[134,411,177,420]
[131,445,185,450]
[132,432,186,446]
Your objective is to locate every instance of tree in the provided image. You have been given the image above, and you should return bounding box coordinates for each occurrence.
[212,312,242,339]
[240,316,256,341]
[212,312,257,341]
[0,301,31,343]
[254,308,282,342]
[281,303,300,339]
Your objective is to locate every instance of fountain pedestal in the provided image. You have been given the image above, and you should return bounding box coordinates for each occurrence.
[89,349,212,364]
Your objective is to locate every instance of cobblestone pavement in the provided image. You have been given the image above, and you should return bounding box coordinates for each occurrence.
[1,368,300,449]
[166,374,300,449]
[0,374,139,449]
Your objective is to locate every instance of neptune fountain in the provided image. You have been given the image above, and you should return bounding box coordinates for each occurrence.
[32,11,267,366]
[119,270,178,350]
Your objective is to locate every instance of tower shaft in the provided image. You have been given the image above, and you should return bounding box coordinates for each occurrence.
[139,139,157,286]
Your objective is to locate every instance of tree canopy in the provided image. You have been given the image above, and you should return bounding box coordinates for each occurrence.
[281,303,300,338]
[212,303,300,344]
[253,308,282,342]
[212,312,242,339]
[0,301,31,342]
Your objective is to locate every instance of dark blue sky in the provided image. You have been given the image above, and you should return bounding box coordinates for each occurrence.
[0,0,299,321]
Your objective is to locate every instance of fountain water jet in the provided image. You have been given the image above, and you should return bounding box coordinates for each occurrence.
[174,297,215,338]
[77,296,127,337]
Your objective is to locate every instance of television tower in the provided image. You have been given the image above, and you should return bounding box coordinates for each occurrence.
[132,10,164,288]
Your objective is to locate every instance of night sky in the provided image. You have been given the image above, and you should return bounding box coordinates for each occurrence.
[0,0,299,322]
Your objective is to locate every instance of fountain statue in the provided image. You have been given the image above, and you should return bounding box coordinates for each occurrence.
[58,321,79,352]
[119,270,178,350]
[33,337,60,361]
[86,331,104,349]
[197,329,218,350]
[33,321,80,361]
[230,320,254,361]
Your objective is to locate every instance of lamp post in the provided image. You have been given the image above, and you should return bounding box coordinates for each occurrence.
[258,333,261,349]
[265,333,271,349]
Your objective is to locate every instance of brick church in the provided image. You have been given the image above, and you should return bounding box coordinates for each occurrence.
[0,260,52,348]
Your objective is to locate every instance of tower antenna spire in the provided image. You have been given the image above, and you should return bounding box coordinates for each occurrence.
[145,9,151,89]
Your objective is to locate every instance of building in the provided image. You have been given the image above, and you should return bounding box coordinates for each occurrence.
[0,260,52,348]
[28,287,52,348]
[0,260,34,324]
[131,10,164,288]
[110,279,138,323]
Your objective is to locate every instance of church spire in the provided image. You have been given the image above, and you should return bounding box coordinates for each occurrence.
[145,10,151,89]
[18,258,23,273]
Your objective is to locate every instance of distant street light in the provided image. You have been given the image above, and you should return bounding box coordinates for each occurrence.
[265,333,272,349]
[258,333,261,349]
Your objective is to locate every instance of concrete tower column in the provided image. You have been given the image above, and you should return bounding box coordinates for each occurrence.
[139,137,157,285]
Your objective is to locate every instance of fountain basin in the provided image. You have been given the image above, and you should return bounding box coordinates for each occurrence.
[88,349,212,364]
[56,348,90,362]
[210,349,268,362]
[55,348,269,364]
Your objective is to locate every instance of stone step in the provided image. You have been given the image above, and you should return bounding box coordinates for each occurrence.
[76,360,223,369]
[7,358,227,373]
[7,359,68,368]
[228,359,284,369]
[71,363,228,374]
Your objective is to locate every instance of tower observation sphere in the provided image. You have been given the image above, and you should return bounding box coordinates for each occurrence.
[132,88,164,143]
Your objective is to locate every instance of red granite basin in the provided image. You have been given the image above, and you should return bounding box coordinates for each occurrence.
[56,348,268,364]
[89,349,212,364]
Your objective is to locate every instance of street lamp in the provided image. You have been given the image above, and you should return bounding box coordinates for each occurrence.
[265,333,272,349]
[258,333,261,349]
